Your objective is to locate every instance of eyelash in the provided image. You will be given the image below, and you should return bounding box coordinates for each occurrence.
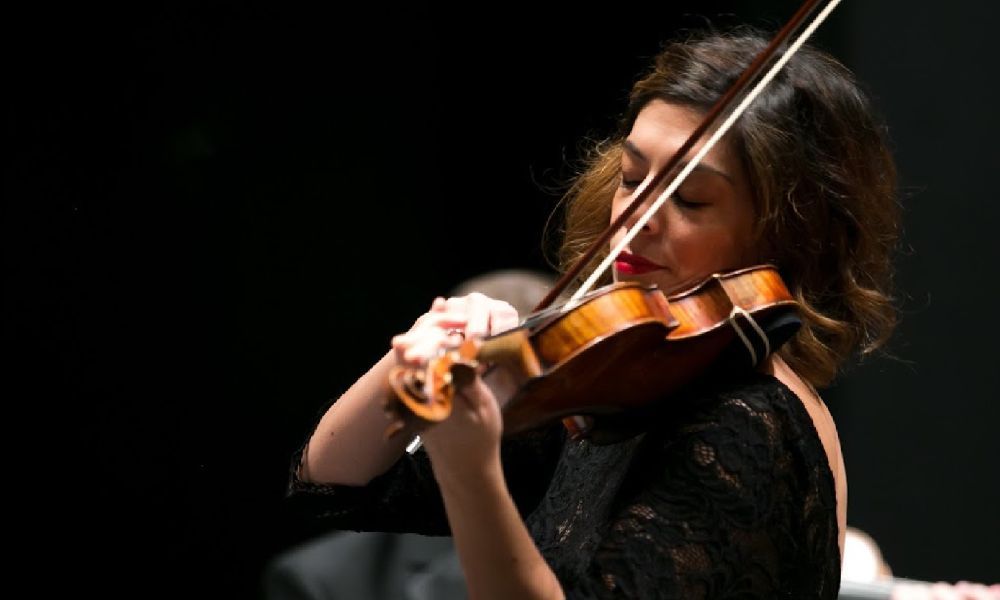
[620,177,642,190]
[619,175,704,209]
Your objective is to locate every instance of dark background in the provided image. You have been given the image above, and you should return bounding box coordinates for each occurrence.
[6,1,997,598]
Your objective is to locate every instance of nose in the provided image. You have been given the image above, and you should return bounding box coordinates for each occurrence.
[618,187,664,238]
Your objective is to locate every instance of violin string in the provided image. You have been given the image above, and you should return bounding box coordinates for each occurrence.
[569,0,842,303]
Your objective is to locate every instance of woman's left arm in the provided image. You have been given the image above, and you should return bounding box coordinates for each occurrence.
[395,291,563,599]
[420,376,565,600]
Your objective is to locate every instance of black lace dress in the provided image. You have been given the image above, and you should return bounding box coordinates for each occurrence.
[285,371,841,599]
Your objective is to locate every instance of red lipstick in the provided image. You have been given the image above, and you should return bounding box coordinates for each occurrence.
[615,251,667,275]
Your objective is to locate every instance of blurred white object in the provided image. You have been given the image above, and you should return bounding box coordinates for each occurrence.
[843,527,892,584]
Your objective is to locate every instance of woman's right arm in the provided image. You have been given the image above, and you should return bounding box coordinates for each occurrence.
[288,292,563,537]
[298,348,418,486]
[298,294,511,486]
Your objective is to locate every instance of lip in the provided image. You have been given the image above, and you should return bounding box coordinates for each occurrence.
[615,251,668,275]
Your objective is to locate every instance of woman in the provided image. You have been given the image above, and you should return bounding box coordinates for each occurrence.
[287,28,899,599]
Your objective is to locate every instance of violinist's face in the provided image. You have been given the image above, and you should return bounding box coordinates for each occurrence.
[610,100,757,294]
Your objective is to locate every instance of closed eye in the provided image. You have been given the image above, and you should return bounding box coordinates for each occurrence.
[621,174,705,209]
[620,176,642,190]
[673,193,707,209]
[620,160,712,213]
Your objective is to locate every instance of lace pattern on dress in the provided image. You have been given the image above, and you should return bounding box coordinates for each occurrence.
[285,372,839,599]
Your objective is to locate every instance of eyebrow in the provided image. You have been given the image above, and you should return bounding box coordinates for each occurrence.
[623,139,735,184]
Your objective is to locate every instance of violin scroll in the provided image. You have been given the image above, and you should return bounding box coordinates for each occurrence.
[383,339,479,440]
[382,327,546,440]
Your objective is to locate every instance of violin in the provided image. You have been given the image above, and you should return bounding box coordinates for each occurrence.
[382,0,840,443]
[384,264,800,443]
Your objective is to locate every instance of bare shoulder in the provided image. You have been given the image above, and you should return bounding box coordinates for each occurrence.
[763,354,848,557]
[763,355,838,449]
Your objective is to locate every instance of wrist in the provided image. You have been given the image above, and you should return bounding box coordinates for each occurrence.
[430,447,504,495]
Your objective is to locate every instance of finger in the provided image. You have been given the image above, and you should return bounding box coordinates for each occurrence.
[392,331,424,350]
[490,301,520,334]
[392,332,438,354]
[954,581,1000,600]
[928,582,963,600]
[441,295,468,313]
[453,387,476,412]
[401,329,450,365]
[455,376,494,411]
[408,310,468,336]
[411,324,452,356]
[464,293,492,338]
[892,583,931,600]
[446,294,478,336]
[422,311,469,332]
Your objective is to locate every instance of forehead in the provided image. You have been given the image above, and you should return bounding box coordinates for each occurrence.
[627,99,740,172]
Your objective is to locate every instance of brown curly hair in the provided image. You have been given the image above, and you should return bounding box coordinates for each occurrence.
[555,29,900,388]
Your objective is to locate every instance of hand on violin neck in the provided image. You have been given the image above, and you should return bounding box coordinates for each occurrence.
[383,290,518,442]
[391,292,519,365]
[419,376,504,483]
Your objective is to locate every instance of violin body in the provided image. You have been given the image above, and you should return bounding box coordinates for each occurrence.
[385,264,800,442]
[482,281,680,437]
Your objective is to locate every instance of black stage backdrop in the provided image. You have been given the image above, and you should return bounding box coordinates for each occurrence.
[6,2,997,598]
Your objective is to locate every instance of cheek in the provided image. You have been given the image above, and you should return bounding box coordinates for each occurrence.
[671,223,750,270]
[608,192,632,244]
[609,191,629,221]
